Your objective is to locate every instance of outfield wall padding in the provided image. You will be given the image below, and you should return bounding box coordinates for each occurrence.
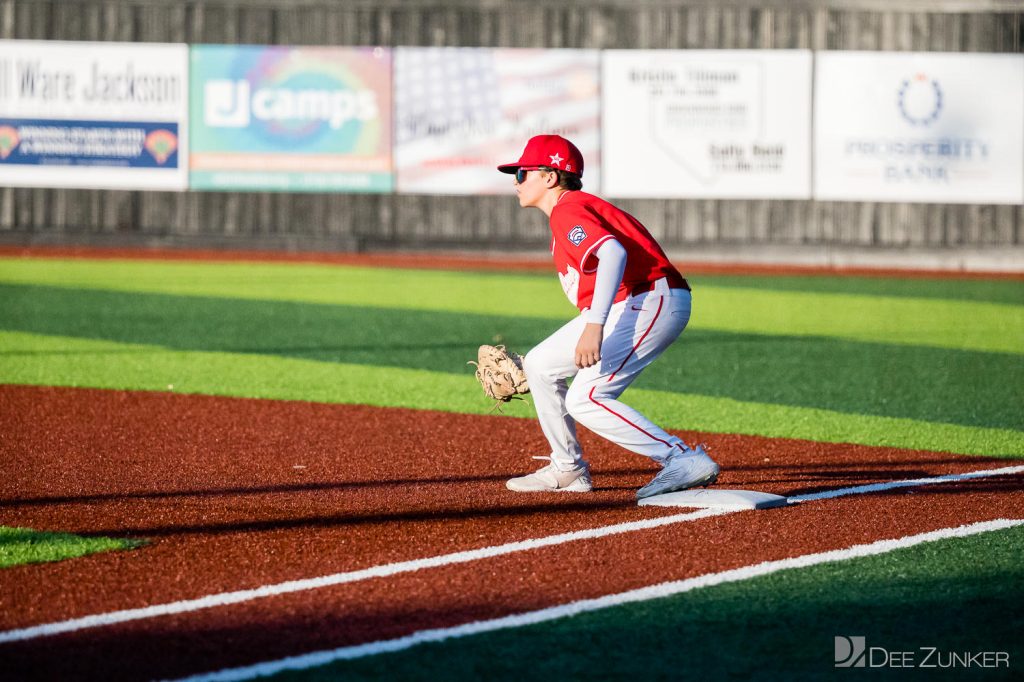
[0,0,1021,255]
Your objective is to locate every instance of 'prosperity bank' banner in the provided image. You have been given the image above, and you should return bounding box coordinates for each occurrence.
[190,45,392,192]
[815,52,1024,204]
[602,50,812,199]
[0,40,188,190]
[394,48,600,195]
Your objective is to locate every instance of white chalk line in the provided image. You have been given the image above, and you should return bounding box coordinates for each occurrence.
[1,464,1022,646]
[170,518,1024,682]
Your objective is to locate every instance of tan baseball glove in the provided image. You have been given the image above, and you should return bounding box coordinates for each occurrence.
[469,344,530,410]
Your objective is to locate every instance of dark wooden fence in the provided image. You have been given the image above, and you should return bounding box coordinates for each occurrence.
[1,0,1022,255]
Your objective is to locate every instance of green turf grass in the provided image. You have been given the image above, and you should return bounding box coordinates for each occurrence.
[1,258,1020,353]
[2,284,1021,430]
[1,257,1022,455]
[3,331,1022,457]
[272,523,1024,681]
[0,526,144,568]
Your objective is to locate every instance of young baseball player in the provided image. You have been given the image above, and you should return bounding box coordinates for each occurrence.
[497,134,719,499]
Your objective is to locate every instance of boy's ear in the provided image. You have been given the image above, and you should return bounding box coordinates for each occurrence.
[544,172,559,189]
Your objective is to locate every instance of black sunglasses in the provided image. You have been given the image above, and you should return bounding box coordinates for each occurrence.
[515,166,546,184]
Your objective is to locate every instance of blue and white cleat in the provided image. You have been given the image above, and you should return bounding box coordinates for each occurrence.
[636,445,720,500]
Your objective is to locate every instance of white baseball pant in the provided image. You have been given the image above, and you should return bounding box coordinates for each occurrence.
[523,278,692,471]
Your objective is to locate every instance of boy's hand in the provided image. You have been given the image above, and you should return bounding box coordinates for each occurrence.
[575,323,604,369]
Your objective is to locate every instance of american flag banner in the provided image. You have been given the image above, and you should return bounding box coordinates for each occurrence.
[395,47,600,195]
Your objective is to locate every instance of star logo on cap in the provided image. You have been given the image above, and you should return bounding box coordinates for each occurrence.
[549,153,563,167]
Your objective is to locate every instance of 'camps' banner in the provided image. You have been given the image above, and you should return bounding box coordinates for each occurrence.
[815,52,1024,204]
[394,47,601,195]
[0,40,188,190]
[602,50,812,199]
[190,45,392,192]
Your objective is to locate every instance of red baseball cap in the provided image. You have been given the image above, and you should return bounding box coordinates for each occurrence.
[497,134,584,177]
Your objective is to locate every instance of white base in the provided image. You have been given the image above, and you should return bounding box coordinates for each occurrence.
[638,489,789,510]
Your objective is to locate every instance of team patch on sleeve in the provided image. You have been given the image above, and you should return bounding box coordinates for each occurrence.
[568,225,587,246]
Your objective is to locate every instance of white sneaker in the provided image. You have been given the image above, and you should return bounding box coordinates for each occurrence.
[636,445,719,500]
[507,457,593,493]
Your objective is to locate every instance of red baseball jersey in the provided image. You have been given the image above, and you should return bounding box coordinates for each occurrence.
[549,191,688,311]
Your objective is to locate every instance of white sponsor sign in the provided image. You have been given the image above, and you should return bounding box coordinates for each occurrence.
[602,50,812,199]
[815,52,1024,204]
[394,47,600,195]
[0,40,188,190]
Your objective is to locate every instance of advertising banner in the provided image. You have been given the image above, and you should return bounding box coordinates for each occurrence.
[190,45,392,192]
[394,47,600,195]
[0,40,188,190]
[602,50,812,199]
[815,52,1024,204]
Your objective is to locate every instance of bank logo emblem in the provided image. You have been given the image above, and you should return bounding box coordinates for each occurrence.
[898,74,943,127]
[835,636,867,668]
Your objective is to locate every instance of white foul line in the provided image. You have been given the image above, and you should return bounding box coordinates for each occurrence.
[1,464,1022,646]
[170,518,1024,682]
[0,508,725,645]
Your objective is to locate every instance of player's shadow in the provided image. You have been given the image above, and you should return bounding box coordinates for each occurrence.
[0,467,652,509]
[70,496,644,539]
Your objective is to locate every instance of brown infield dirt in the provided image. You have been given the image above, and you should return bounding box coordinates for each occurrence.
[1,384,1023,681]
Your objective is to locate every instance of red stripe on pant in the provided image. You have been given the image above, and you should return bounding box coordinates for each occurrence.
[587,296,683,451]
